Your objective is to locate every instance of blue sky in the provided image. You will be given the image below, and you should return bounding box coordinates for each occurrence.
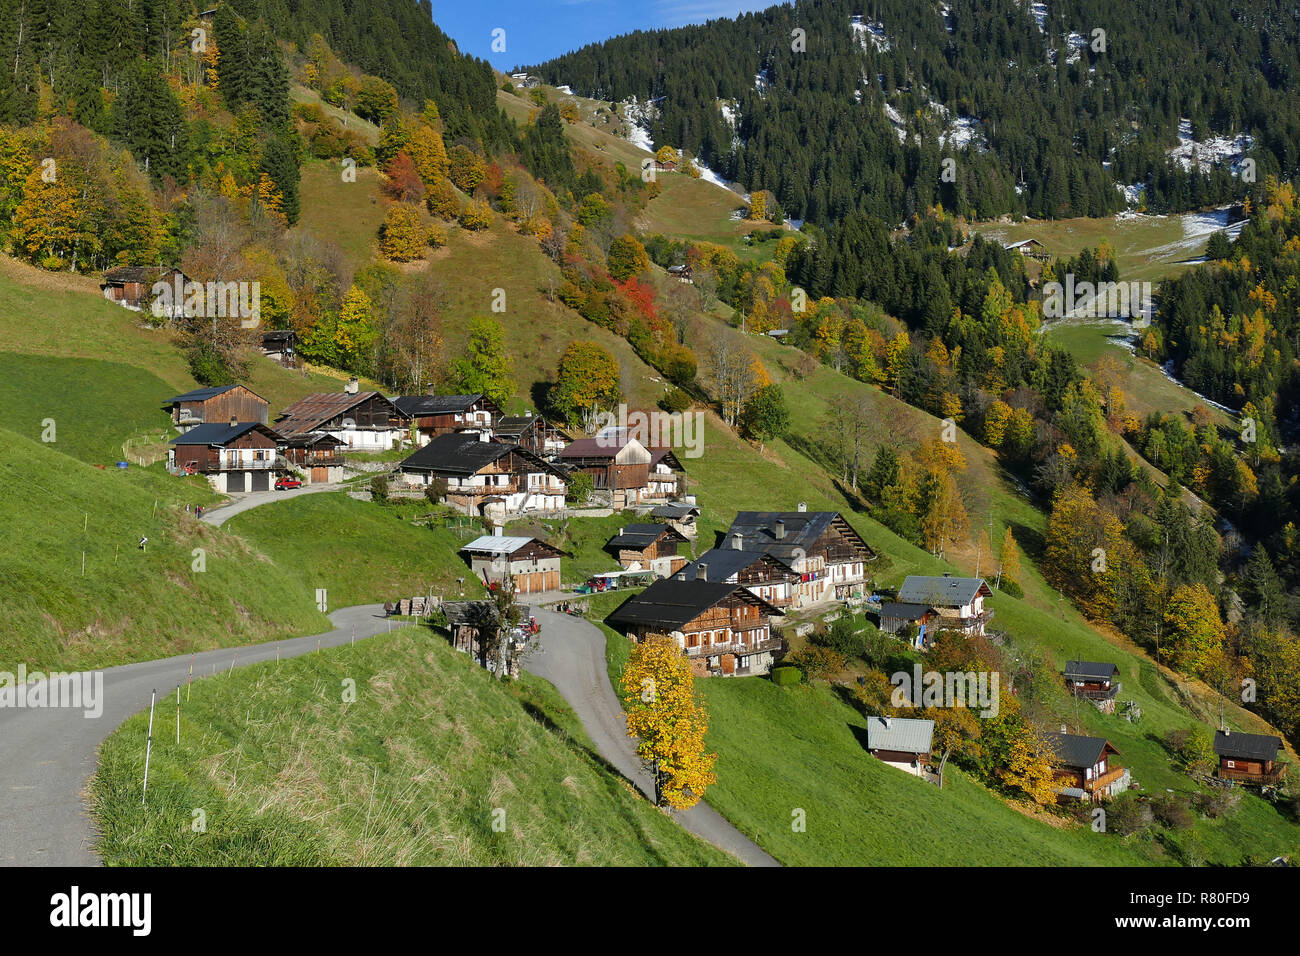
[433,0,779,71]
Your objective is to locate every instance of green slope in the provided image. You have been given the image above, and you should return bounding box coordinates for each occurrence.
[92,627,733,866]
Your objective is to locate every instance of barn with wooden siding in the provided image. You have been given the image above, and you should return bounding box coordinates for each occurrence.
[604,523,690,577]
[459,530,569,595]
[1043,732,1129,803]
[558,429,684,507]
[167,421,284,493]
[101,265,187,312]
[163,384,270,433]
[282,432,346,484]
[605,578,785,677]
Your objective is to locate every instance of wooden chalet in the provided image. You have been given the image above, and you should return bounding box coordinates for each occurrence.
[1004,238,1049,260]
[879,602,939,648]
[604,523,690,577]
[720,509,875,608]
[282,432,346,483]
[558,429,684,507]
[667,264,693,284]
[865,716,934,777]
[651,501,701,538]
[492,413,572,457]
[392,393,500,446]
[1064,660,1121,713]
[101,265,187,312]
[275,387,409,451]
[606,578,785,677]
[459,530,569,595]
[1043,732,1129,803]
[397,433,568,517]
[896,575,993,635]
[1214,730,1285,785]
[260,329,298,368]
[674,547,799,608]
[168,420,284,493]
[163,384,269,433]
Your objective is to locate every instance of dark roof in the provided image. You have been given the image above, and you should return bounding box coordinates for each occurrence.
[1064,661,1119,681]
[721,510,873,563]
[393,394,491,417]
[652,503,700,519]
[399,433,560,477]
[282,432,345,449]
[102,265,182,284]
[261,329,296,345]
[169,422,281,446]
[1044,732,1116,770]
[650,448,685,471]
[275,392,403,437]
[163,384,250,405]
[897,575,991,607]
[674,548,794,583]
[606,578,783,629]
[1214,730,1282,762]
[880,602,934,619]
[606,523,686,550]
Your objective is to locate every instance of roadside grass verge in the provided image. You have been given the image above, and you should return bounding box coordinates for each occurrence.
[92,627,733,866]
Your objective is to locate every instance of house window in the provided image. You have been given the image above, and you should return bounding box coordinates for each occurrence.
[1225,760,1235,769]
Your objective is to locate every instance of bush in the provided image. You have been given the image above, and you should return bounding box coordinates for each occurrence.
[369,474,390,503]
[565,471,594,504]
[1105,792,1154,836]
[658,388,692,414]
[187,341,234,385]
[459,199,493,231]
[426,176,461,220]
[1150,793,1195,830]
[814,615,869,660]
[1190,788,1239,819]
[771,666,802,687]
[997,578,1024,599]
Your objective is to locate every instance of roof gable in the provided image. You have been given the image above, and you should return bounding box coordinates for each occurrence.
[1213,730,1281,761]
[606,578,783,629]
[898,575,991,607]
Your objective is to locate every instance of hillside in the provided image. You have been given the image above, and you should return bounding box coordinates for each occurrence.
[92,627,732,866]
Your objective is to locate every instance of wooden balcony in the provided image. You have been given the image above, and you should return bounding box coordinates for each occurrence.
[685,636,783,658]
[1085,766,1127,793]
[1218,765,1286,785]
[1070,682,1121,701]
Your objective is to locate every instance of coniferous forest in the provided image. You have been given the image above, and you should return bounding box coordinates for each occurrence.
[532,0,1300,227]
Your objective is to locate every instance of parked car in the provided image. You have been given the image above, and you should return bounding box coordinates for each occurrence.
[274,477,303,490]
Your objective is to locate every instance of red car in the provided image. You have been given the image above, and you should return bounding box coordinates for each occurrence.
[274,477,303,490]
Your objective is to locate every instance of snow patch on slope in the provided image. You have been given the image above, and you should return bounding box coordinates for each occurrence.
[1169,118,1254,175]
[851,15,892,52]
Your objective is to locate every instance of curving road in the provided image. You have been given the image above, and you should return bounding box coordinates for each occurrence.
[2,604,777,867]
[523,609,779,867]
[199,482,344,527]
[0,605,392,866]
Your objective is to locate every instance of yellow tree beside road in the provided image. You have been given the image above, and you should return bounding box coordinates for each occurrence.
[621,634,717,809]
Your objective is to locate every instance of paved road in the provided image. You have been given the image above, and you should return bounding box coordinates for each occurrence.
[0,605,391,867]
[1,603,776,867]
[523,609,779,867]
[200,482,344,527]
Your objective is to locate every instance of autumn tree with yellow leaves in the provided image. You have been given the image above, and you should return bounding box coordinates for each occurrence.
[621,634,717,809]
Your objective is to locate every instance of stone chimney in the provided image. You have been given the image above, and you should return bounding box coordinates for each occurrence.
[696,562,708,581]
[730,532,743,550]
[774,519,785,540]
[345,376,359,395]
[229,416,237,427]
[493,524,503,537]
[797,501,807,513]
[618,527,624,536]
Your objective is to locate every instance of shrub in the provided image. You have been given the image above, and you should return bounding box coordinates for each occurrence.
[426,223,448,249]
[369,474,390,503]
[566,471,594,504]
[1105,792,1154,836]
[771,666,802,687]
[459,199,493,231]
[1190,788,1239,819]
[426,176,461,220]
[814,615,869,660]
[1150,793,1195,830]
[658,388,692,414]
[998,579,1024,599]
